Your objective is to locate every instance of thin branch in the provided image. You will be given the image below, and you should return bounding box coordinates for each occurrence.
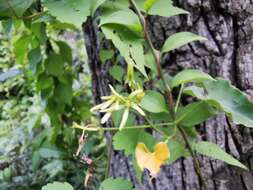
[175,84,184,112]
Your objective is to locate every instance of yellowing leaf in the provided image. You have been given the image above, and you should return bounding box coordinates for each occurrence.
[135,142,170,177]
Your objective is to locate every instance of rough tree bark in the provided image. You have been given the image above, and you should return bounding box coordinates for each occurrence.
[83,1,253,189]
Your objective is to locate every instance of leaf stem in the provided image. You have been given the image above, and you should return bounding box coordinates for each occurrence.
[175,84,184,112]
[129,1,207,189]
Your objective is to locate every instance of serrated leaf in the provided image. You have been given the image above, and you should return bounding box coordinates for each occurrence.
[113,128,155,156]
[141,91,168,113]
[44,0,90,28]
[0,0,33,18]
[193,141,247,170]
[176,101,217,126]
[101,25,147,77]
[172,69,213,88]
[148,0,189,17]
[162,32,206,53]
[185,79,253,128]
[42,181,73,190]
[99,178,134,190]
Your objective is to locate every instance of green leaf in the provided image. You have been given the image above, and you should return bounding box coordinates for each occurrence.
[167,139,188,164]
[42,181,73,190]
[113,128,155,156]
[99,178,134,190]
[109,65,124,82]
[44,0,90,28]
[0,0,33,18]
[101,25,147,77]
[56,41,72,64]
[176,101,217,126]
[147,0,189,17]
[100,49,114,63]
[100,10,141,33]
[141,90,168,113]
[54,83,73,105]
[13,35,31,64]
[172,69,213,88]
[44,53,64,77]
[162,32,206,53]
[185,79,253,128]
[193,141,247,170]
[144,0,158,11]
[28,47,42,75]
[90,0,107,15]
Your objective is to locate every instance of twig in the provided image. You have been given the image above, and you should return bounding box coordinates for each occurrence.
[175,84,184,112]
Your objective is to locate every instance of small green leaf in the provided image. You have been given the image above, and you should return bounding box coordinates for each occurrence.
[141,91,168,113]
[193,141,248,170]
[144,0,159,11]
[28,47,42,75]
[148,0,189,17]
[113,128,155,156]
[109,65,124,82]
[162,32,206,53]
[101,25,147,77]
[172,69,213,88]
[90,0,107,15]
[13,35,31,64]
[99,178,134,190]
[42,181,73,190]
[167,139,188,164]
[176,101,217,126]
[100,49,114,63]
[54,83,73,105]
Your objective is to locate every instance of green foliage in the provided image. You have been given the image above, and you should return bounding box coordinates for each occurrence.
[162,32,206,53]
[193,141,247,170]
[141,90,168,113]
[42,182,73,190]
[185,79,253,128]
[113,128,155,156]
[99,178,134,190]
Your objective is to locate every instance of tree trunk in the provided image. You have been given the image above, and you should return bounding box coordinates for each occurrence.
[83,1,253,189]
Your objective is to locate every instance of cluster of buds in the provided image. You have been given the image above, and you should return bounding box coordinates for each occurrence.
[90,85,145,130]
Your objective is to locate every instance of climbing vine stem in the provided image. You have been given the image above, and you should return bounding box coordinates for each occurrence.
[129,0,208,189]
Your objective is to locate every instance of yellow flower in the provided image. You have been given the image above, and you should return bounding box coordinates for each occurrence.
[135,142,170,177]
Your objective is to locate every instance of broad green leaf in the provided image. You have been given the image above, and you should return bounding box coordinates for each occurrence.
[99,178,134,190]
[141,91,168,113]
[109,65,124,82]
[54,83,73,105]
[13,35,31,64]
[44,0,90,28]
[101,25,147,77]
[113,128,155,156]
[167,139,188,164]
[193,141,247,170]
[0,0,33,18]
[176,101,217,126]
[100,10,141,33]
[44,53,64,77]
[148,0,188,17]
[172,69,213,88]
[162,32,206,53]
[185,79,253,128]
[42,181,73,190]
[56,41,72,65]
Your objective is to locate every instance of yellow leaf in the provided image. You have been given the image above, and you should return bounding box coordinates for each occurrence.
[135,142,170,177]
